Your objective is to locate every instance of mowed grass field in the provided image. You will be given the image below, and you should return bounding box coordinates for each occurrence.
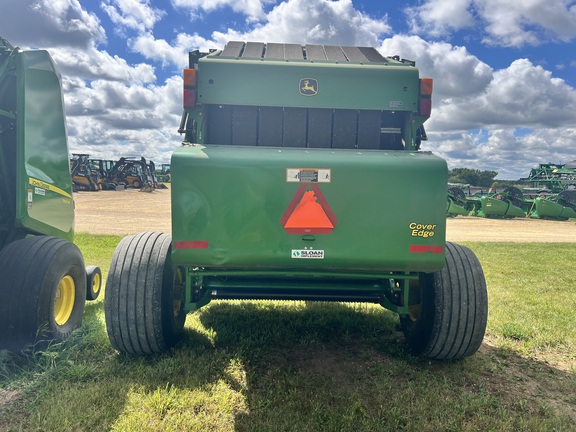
[1,235,575,431]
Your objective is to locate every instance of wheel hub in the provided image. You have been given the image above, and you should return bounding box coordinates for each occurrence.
[91,273,101,296]
[54,275,75,326]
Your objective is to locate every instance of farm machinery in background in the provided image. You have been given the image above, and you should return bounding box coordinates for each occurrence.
[156,163,171,183]
[106,157,160,191]
[70,154,101,191]
[520,161,576,193]
[447,160,576,220]
[70,155,167,191]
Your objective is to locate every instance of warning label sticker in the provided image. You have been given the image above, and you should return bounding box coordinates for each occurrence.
[287,168,331,183]
[291,249,325,259]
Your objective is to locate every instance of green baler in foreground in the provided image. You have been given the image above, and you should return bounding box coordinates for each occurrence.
[105,42,488,360]
[0,37,101,352]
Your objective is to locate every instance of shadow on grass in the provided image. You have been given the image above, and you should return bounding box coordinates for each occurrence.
[1,301,575,431]
[195,301,575,431]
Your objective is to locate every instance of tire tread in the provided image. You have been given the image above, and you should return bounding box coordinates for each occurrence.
[401,241,488,360]
[0,237,86,352]
[104,232,182,355]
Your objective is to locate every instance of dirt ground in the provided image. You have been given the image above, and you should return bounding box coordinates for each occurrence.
[73,189,576,242]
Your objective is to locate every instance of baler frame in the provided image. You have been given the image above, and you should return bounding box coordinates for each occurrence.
[179,267,416,315]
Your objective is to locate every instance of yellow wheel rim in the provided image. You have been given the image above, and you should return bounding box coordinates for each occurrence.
[91,272,101,296]
[54,275,75,326]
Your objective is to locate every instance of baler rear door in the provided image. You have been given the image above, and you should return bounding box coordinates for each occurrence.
[171,145,447,274]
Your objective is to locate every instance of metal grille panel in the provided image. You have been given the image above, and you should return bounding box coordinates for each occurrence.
[219,42,388,64]
[220,41,244,57]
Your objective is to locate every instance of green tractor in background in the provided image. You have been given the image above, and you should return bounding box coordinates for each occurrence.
[0,37,101,352]
[104,41,488,360]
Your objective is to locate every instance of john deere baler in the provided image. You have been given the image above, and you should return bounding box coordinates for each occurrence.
[0,36,101,352]
[105,42,487,360]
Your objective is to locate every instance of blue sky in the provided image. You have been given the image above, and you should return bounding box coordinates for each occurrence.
[2,0,576,179]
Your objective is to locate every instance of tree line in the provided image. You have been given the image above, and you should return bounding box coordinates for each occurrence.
[448,168,520,189]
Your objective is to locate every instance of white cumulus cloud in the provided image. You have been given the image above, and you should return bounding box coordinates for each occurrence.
[406,0,474,37]
[101,0,166,33]
[0,0,106,48]
[171,0,270,21]
[408,0,576,47]
[209,0,390,46]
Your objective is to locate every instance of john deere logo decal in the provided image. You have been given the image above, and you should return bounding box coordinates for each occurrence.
[299,78,318,96]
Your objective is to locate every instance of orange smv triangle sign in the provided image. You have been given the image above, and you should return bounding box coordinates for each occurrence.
[281,184,338,234]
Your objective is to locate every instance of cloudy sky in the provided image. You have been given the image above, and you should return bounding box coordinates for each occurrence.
[2,0,576,179]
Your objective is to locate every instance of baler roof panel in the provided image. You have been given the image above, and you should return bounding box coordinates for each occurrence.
[215,41,388,64]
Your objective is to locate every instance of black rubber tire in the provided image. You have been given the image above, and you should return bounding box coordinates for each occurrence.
[400,242,488,360]
[86,265,102,301]
[0,236,86,352]
[503,186,524,208]
[503,186,523,199]
[558,190,576,210]
[448,187,466,205]
[104,232,186,355]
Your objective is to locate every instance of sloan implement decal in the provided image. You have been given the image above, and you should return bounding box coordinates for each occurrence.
[291,249,325,259]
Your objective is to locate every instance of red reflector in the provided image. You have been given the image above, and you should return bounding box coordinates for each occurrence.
[173,241,208,249]
[419,99,432,116]
[183,68,197,86]
[183,89,196,109]
[410,245,444,254]
[420,78,433,96]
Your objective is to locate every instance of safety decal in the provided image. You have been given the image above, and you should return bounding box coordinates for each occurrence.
[286,168,331,183]
[281,183,337,234]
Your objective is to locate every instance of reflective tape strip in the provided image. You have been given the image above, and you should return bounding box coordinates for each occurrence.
[409,245,444,254]
[173,241,209,249]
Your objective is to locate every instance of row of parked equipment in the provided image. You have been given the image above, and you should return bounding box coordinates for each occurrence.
[70,154,170,192]
[447,160,576,220]
[447,186,576,220]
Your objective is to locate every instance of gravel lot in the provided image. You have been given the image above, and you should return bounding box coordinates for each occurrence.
[74,189,576,242]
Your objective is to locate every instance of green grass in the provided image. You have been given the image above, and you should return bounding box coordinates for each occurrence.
[74,233,122,281]
[1,239,575,431]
